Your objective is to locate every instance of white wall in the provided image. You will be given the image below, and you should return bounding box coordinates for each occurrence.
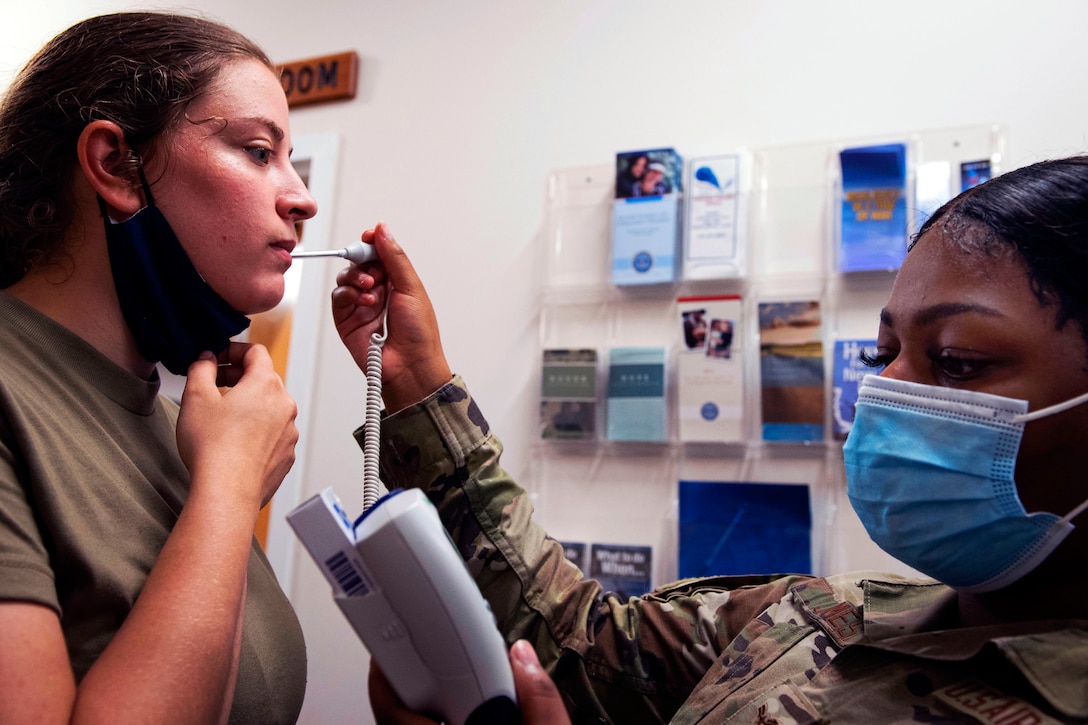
[10,2,1088,722]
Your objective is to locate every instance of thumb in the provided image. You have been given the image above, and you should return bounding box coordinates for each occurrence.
[372,222,425,297]
[510,640,570,725]
[181,351,219,402]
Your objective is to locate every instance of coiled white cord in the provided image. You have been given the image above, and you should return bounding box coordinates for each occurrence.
[362,299,390,511]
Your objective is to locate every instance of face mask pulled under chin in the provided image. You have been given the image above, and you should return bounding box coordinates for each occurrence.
[103,201,250,376]
[843,373,1088,593]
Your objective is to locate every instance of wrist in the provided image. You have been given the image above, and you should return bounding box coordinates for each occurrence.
[384,363,453,414]
[186,467,266,518]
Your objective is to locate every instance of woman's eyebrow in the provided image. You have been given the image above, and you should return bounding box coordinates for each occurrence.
[880,302,1004,329]
[233,115,285,142]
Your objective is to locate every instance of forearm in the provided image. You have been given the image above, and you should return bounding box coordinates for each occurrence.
[73,485,257,723]
[375,378,586,640]
[374,378,708,721]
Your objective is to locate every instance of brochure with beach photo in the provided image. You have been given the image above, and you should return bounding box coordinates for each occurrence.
[758,301,824,442]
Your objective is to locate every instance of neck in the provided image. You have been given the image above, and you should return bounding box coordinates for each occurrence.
[7,216,156,380]
[957,529,1088,625]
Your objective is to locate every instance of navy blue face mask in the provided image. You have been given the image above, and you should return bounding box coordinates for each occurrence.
[100,177,250,376]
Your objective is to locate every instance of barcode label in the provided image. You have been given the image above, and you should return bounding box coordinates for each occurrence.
[325,550,370,597]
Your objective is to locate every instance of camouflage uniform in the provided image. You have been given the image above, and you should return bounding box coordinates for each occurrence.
[369,378,1088,724]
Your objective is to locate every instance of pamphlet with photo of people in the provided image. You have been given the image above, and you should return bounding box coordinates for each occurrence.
[677,295,744,443]
[612,147,683,286]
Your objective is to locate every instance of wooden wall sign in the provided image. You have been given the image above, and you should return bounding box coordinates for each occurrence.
[278,51,358,108]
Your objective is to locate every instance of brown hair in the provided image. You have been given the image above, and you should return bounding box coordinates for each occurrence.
[0,12,274,287]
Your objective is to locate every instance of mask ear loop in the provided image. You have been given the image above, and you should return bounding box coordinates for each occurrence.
[1012,389,1088,423]
[135,167,155,206]
[1061,497,1088,525]
[1011,390,1088,524]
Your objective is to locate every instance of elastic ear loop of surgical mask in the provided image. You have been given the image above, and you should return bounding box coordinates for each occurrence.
[362,288,390,511]
[1012,389,1088,525]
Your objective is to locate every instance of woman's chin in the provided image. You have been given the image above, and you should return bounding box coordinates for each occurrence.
[236,282,287,316]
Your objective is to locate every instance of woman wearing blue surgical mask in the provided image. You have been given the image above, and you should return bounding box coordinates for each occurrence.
[845,167,1088,615]
[335,159,1088,724]
[0,13,316,723]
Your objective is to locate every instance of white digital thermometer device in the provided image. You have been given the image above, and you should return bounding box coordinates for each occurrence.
[288,487,520,725]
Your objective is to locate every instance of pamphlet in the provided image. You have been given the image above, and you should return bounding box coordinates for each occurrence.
[960,159,992,191]
[683,153,747,280]
[606,346,667,442]
[677,295,744,442]
[839,143,908,272]
[678,480,811,578]
[559,541,588,573]
[589,543,653,600]
[540,348,598,440]
[612,148,683,286]
[915,160,952,226]
[758,301,824,442]
[831,339,878,440]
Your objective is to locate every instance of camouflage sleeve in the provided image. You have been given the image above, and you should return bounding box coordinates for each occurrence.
[373,377,805,723]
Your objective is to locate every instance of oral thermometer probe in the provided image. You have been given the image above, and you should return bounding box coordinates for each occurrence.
[290,240,377,265]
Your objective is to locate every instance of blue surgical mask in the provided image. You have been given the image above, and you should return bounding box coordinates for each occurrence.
[100,182,250,376]
[844,373,1088,593]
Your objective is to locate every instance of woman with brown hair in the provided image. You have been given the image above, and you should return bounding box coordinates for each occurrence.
[0,12,316,723]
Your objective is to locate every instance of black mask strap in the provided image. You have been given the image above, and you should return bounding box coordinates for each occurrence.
[95,164,155,220]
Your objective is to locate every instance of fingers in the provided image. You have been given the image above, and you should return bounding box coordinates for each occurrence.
[332,265,383,314]
[510,640,570,725]
[335,222,422,308]
[368,663,437,725]
[368,645,569,725]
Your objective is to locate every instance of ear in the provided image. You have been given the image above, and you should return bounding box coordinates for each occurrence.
[76,120,144,219]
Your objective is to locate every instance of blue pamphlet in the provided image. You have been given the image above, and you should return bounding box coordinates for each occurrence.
[559,541,588,573]
[679,480,811,578]
[606,346,667,441]
[831,339,879,440]
[589,543,653,600]
[839,143,908,272]
[960,159,992,192]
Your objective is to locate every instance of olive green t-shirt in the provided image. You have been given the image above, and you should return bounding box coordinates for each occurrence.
[0,291,306,723]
